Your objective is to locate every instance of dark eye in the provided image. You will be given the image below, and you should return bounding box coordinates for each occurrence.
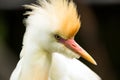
[54,34,61,40]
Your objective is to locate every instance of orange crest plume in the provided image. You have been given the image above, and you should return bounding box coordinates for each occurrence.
[55,0,80,39]
[24,0,80,39]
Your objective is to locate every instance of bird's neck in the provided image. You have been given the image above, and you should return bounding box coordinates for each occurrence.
[20,46,52,80]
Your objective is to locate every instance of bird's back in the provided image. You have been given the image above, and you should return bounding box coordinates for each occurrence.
[50,53,101,80]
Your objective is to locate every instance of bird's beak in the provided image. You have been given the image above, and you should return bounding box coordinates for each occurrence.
[61,39,97,65]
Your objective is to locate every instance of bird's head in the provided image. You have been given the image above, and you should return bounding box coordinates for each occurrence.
[23,0,97,65]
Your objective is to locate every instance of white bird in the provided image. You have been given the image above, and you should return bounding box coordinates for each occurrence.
[10,0,101,80]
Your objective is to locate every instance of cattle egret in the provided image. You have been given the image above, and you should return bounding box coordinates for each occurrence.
[10,0,101,80]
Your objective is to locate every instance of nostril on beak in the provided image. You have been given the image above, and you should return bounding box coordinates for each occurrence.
[72,44,76,47]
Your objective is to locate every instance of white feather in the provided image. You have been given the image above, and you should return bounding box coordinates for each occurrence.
[50,53,101,80]
[10,52,101,80]
[10,0,101,80]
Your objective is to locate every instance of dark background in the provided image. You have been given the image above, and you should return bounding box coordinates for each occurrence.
[0,0,120,80]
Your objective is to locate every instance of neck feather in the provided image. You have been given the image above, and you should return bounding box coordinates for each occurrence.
[19,46,52,80]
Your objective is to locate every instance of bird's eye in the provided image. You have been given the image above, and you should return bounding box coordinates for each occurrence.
[54,34,61,40]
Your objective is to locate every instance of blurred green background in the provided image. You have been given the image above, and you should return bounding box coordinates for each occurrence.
[0,0,120,80]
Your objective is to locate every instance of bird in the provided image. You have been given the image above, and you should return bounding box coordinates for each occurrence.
[10,0,101,80]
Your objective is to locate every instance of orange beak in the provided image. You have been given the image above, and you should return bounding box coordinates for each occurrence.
[60,39,97,65]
